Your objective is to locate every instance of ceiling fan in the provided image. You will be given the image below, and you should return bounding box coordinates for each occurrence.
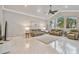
[48,5,58,14]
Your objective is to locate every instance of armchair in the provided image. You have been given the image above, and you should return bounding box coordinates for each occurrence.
[49,29,63,36]
[30,29,45,37]
[66,29,79,40]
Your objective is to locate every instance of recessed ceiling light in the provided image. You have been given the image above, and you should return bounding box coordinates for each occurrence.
[37,9,41,12]
[65,5,68,8]
[24,5,27,7]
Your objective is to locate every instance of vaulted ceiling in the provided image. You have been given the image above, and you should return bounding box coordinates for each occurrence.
[1,5,79,20]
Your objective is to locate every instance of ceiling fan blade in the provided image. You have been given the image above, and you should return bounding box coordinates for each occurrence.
[49,10,58,14]
[53,10,58,12]
[48,5,58,15]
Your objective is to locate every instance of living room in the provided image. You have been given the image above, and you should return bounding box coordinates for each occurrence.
[0,5,79,54]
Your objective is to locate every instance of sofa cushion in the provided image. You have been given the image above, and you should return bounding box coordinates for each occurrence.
[70,29,79,32]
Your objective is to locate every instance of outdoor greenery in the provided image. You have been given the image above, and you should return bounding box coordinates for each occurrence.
[57,16,64,28]
[50,16,77,29]
[66,17,76,28]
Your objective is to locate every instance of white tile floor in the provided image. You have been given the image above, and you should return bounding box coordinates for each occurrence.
[0,35,58,54]
[0,34,79,54]
[50,36,79,54]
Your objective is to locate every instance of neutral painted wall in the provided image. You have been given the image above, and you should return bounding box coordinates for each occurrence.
[3,11,46,37]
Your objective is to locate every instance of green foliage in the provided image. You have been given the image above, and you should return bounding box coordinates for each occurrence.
[67,17,76,28]
[57,16,64,28]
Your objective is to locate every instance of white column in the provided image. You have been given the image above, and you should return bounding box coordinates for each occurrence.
[64,16,67,31]
[0,6,5,37]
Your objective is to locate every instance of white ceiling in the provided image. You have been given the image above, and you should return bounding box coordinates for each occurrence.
[2,5,79,19]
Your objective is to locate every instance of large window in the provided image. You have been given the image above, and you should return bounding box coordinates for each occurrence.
[50,16,77,29]
[66,16,77,28]
[57,16,64,28]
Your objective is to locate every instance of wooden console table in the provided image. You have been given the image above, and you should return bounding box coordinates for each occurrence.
[25,32,31,38]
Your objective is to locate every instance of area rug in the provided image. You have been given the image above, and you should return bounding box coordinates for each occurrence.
[32,34,61,44]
